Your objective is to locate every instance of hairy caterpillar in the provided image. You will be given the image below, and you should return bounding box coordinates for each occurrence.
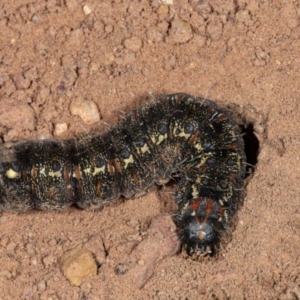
[0,93,245,255]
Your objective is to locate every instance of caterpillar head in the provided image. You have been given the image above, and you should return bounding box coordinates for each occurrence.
[180,216,219,256]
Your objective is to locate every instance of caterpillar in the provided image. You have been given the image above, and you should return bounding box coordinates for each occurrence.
[0,93,246,255]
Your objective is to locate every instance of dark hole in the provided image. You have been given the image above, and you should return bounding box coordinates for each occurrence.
[241,123,259,177]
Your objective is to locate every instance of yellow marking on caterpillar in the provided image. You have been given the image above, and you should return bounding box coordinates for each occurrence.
[225,184,233,199]
[93,165,106,175]
[39,167,47,177]
[192,184,198,198]
[173,123,190,139]
[224,210,229,221]
[196,155,211,167]
[6,168,19,179]
[194,142,203,151]
[177,130,190,139]
[150,134,167,145]
[173,122,180,134]
[140,143,149,154]
[49,170,62,177]
[38,166,62,178]
[83,165,106,176]
[158,134,167,144]
[195,176,208,184]
[136,143,150,154]
[124,154,134,169]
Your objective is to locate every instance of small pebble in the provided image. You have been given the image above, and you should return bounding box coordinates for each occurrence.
[31,14,40,23]
[70,99,100,124]
[0,270,12,279]
[124,36,143,52]
[61,248,97,286]
[0,216,7,223]
[26,243,35,255]
[4,129,19,141]
[48,239,57,247]
[37,280,47,292]
[126,216,180,289]
[227,37,236,48]
[6,242,17,252]
[166,18,193,44]
[43,254,56,268]
[105,25,113,33]
[157,4,169,19]
[253,124,265,134]
[207,16,223,40]
[83,4,92,15]
[31,257,38,266]
[54,123,68,136]
[12,73,31,90]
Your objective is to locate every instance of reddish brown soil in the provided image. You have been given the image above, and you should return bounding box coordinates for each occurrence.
[1,1,300,299]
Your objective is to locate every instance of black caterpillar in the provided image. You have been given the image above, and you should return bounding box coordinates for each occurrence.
[0,93,246,255]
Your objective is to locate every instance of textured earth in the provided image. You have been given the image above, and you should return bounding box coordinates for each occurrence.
[0,1,300,299]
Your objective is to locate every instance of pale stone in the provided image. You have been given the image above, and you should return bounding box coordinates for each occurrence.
[61,248,97,286]
[166,18,193,44]
[70,99,100,124]
[54,123,68,136]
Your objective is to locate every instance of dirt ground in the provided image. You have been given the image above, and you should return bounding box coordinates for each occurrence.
[0,0,300,299]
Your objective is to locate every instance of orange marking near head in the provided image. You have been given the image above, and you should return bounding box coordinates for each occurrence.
[31,165,38,179]
[107,162,115,176]
[218,204,224,216]
[227,143,238,151]
[174,94,184,104]
[63,163,71,181]
[74,165,82,179]
[216,114,226,121]
[198,230,205,241]
[205,199,213,217]
[191,197,201,211]
[188,130,199,145]
[96,182,102,196]
[113,159,122,173]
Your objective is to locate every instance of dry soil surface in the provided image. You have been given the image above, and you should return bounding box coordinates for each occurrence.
[0,1,300,299]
